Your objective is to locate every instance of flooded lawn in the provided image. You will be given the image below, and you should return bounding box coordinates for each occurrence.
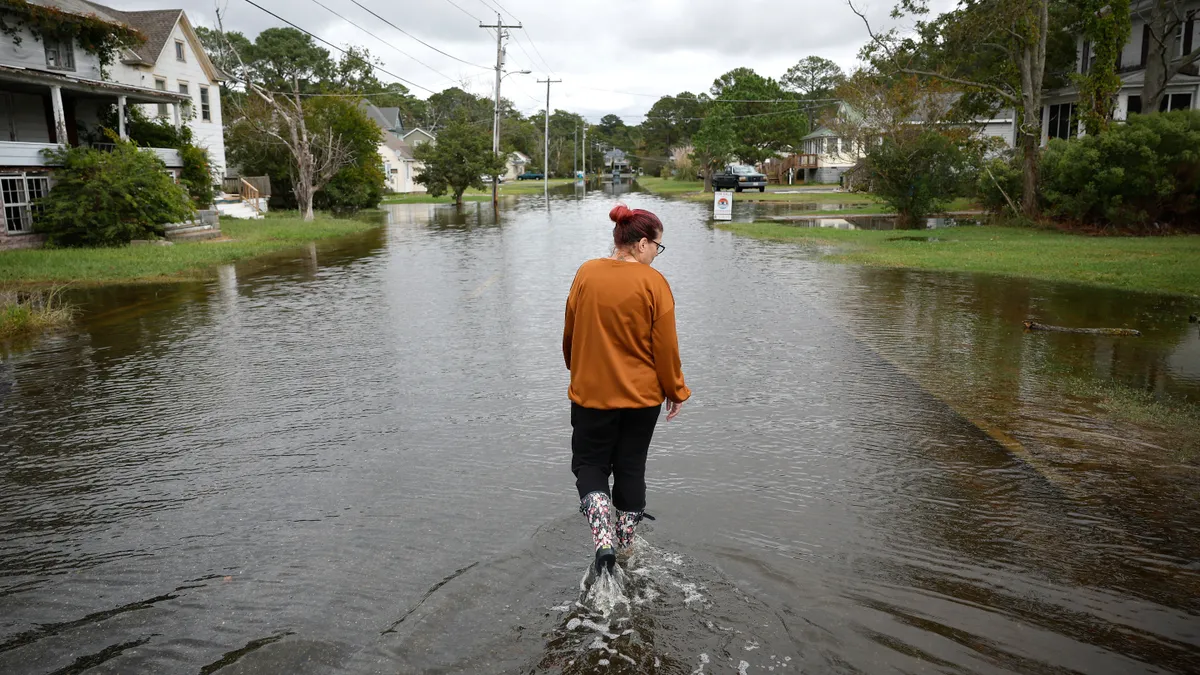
[1,190,1197,673]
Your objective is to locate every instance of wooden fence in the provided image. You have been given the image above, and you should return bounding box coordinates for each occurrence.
[222,175,271,197]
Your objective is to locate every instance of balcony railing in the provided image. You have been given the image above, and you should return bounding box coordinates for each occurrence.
[0,141,182,168]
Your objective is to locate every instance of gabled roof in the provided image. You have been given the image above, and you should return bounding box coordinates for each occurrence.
[361,102,404,133]
[25,0,126,25]
[509,150,530,162]
[382,131,415,159]
[82,3,223,82]
[403,128,435,142]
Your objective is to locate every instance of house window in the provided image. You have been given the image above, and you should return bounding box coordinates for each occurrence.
[44,37,75,71]
[1,175,50,233]
[178,82,190,116]
[1081,40,1092,74]
[1047,103,1077,140]
[155,78,168,117]
[175,40,186,62]
[1128,95,1143,116]
[1160,92,1193,111]
[199,86,211,121]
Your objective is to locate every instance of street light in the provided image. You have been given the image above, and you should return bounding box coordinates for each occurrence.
[492,69,531,205]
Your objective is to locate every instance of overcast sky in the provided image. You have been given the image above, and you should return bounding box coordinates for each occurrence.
[103,0,954,123]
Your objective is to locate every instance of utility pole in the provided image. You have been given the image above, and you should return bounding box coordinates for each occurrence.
[573,125,577,177]
[582,124,586,179]
[538,77,561,194]
[480,13,521,206]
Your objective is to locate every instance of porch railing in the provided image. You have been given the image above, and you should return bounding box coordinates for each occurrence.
[240,178,261,215]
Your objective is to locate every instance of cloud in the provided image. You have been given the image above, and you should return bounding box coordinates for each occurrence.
[100,0,939,123]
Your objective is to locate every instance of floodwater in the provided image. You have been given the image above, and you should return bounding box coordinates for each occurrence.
[1,187,1198,674]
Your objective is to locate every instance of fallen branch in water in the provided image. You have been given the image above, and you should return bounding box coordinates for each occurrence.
[1023,320,1141,337]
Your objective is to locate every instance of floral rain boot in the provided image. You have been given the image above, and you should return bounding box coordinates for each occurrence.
[614,510,643,553]
[580,491,616,573]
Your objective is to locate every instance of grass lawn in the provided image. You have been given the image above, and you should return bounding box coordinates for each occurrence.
[636,177,881,202]
[718,222,1200,297]
[380,178,577,203]
[0,214,383,288]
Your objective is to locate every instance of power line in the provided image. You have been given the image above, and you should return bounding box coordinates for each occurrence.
[441,0,483,22]
[517,28,554,75]
[349,0,490,70]
[572,86,841,104]
[240,0,436,93]
[306,0,457,86]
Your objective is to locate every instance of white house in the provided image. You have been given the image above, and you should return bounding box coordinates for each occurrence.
[0,0,190,249]
[363,101,435,193]
[88,1,228,176]
[1043,0,1200,141]
[504,150,530,181]
[798,101,1017,184]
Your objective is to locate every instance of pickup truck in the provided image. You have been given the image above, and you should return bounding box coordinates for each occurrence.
[711,164,767,192]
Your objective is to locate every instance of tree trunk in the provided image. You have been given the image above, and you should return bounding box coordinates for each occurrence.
[1141,0,1174,113]
[1016,0,1049,219]
[454,188,465,206]
[1020,129,1040,218]
[703,167,713,193]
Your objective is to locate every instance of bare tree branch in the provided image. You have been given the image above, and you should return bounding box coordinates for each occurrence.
[846,1,1019,104]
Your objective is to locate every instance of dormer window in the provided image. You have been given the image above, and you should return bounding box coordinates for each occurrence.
[175,40,186,62]
[44,37,75,71]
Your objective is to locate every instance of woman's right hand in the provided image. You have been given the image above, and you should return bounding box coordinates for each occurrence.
[665,400,683,421]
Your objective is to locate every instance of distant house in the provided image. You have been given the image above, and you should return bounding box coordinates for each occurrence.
[504,150,530,180]
[1,0,191,249]
[1042,0,1200,142]
[363,101,435,193]
[86,1,228,176]
[798,101,1017,184]
[604,148,630,175]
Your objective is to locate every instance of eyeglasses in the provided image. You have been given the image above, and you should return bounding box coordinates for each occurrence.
[651,240,665,255]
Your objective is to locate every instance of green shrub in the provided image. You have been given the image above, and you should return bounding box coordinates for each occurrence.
[862,131,978,228]
[179,144,214,208]
[1039,110,1200,229]
[976,155,1023,214]
[315,161,385,212]
[37,142,194,247]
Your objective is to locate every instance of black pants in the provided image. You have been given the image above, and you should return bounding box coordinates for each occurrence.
[571,402,662,512]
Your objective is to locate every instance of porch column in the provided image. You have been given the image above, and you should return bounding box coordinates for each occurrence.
[117,95,127,140]
[173,101,182,131]
[50,85,68,145]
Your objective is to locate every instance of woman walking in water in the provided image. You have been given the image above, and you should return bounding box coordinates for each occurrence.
[562,204,691,574]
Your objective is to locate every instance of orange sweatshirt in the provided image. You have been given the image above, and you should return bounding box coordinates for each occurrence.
[563,259,691,409]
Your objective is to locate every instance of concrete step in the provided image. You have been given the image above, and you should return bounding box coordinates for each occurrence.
[167,229,222,242]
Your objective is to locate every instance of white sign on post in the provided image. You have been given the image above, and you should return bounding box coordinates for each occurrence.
[713,191,733,221]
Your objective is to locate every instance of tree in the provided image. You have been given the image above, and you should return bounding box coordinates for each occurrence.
[217,18,356,221]
[690,105,737,192]
[782,56,847,131]
[850,0,1066,218]
[306,97,385,212]
[710,67,808,164]
[1137,0,1200,113]
[782,56,846,99]
[639,92,709,167]
[243,27,331,93]
[1074,0,1132,135]
[831,72,987,227]
[413,113,506,206]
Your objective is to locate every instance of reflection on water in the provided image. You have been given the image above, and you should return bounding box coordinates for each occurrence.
[1,190,1198,673]
[766,215,980,230]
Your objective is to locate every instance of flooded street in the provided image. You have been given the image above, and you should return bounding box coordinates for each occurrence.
[2,185,1198,673]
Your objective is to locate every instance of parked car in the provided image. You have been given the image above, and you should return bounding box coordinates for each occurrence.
[481,174,506,183]
[711,164,767,192]
[517,171,544,180]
